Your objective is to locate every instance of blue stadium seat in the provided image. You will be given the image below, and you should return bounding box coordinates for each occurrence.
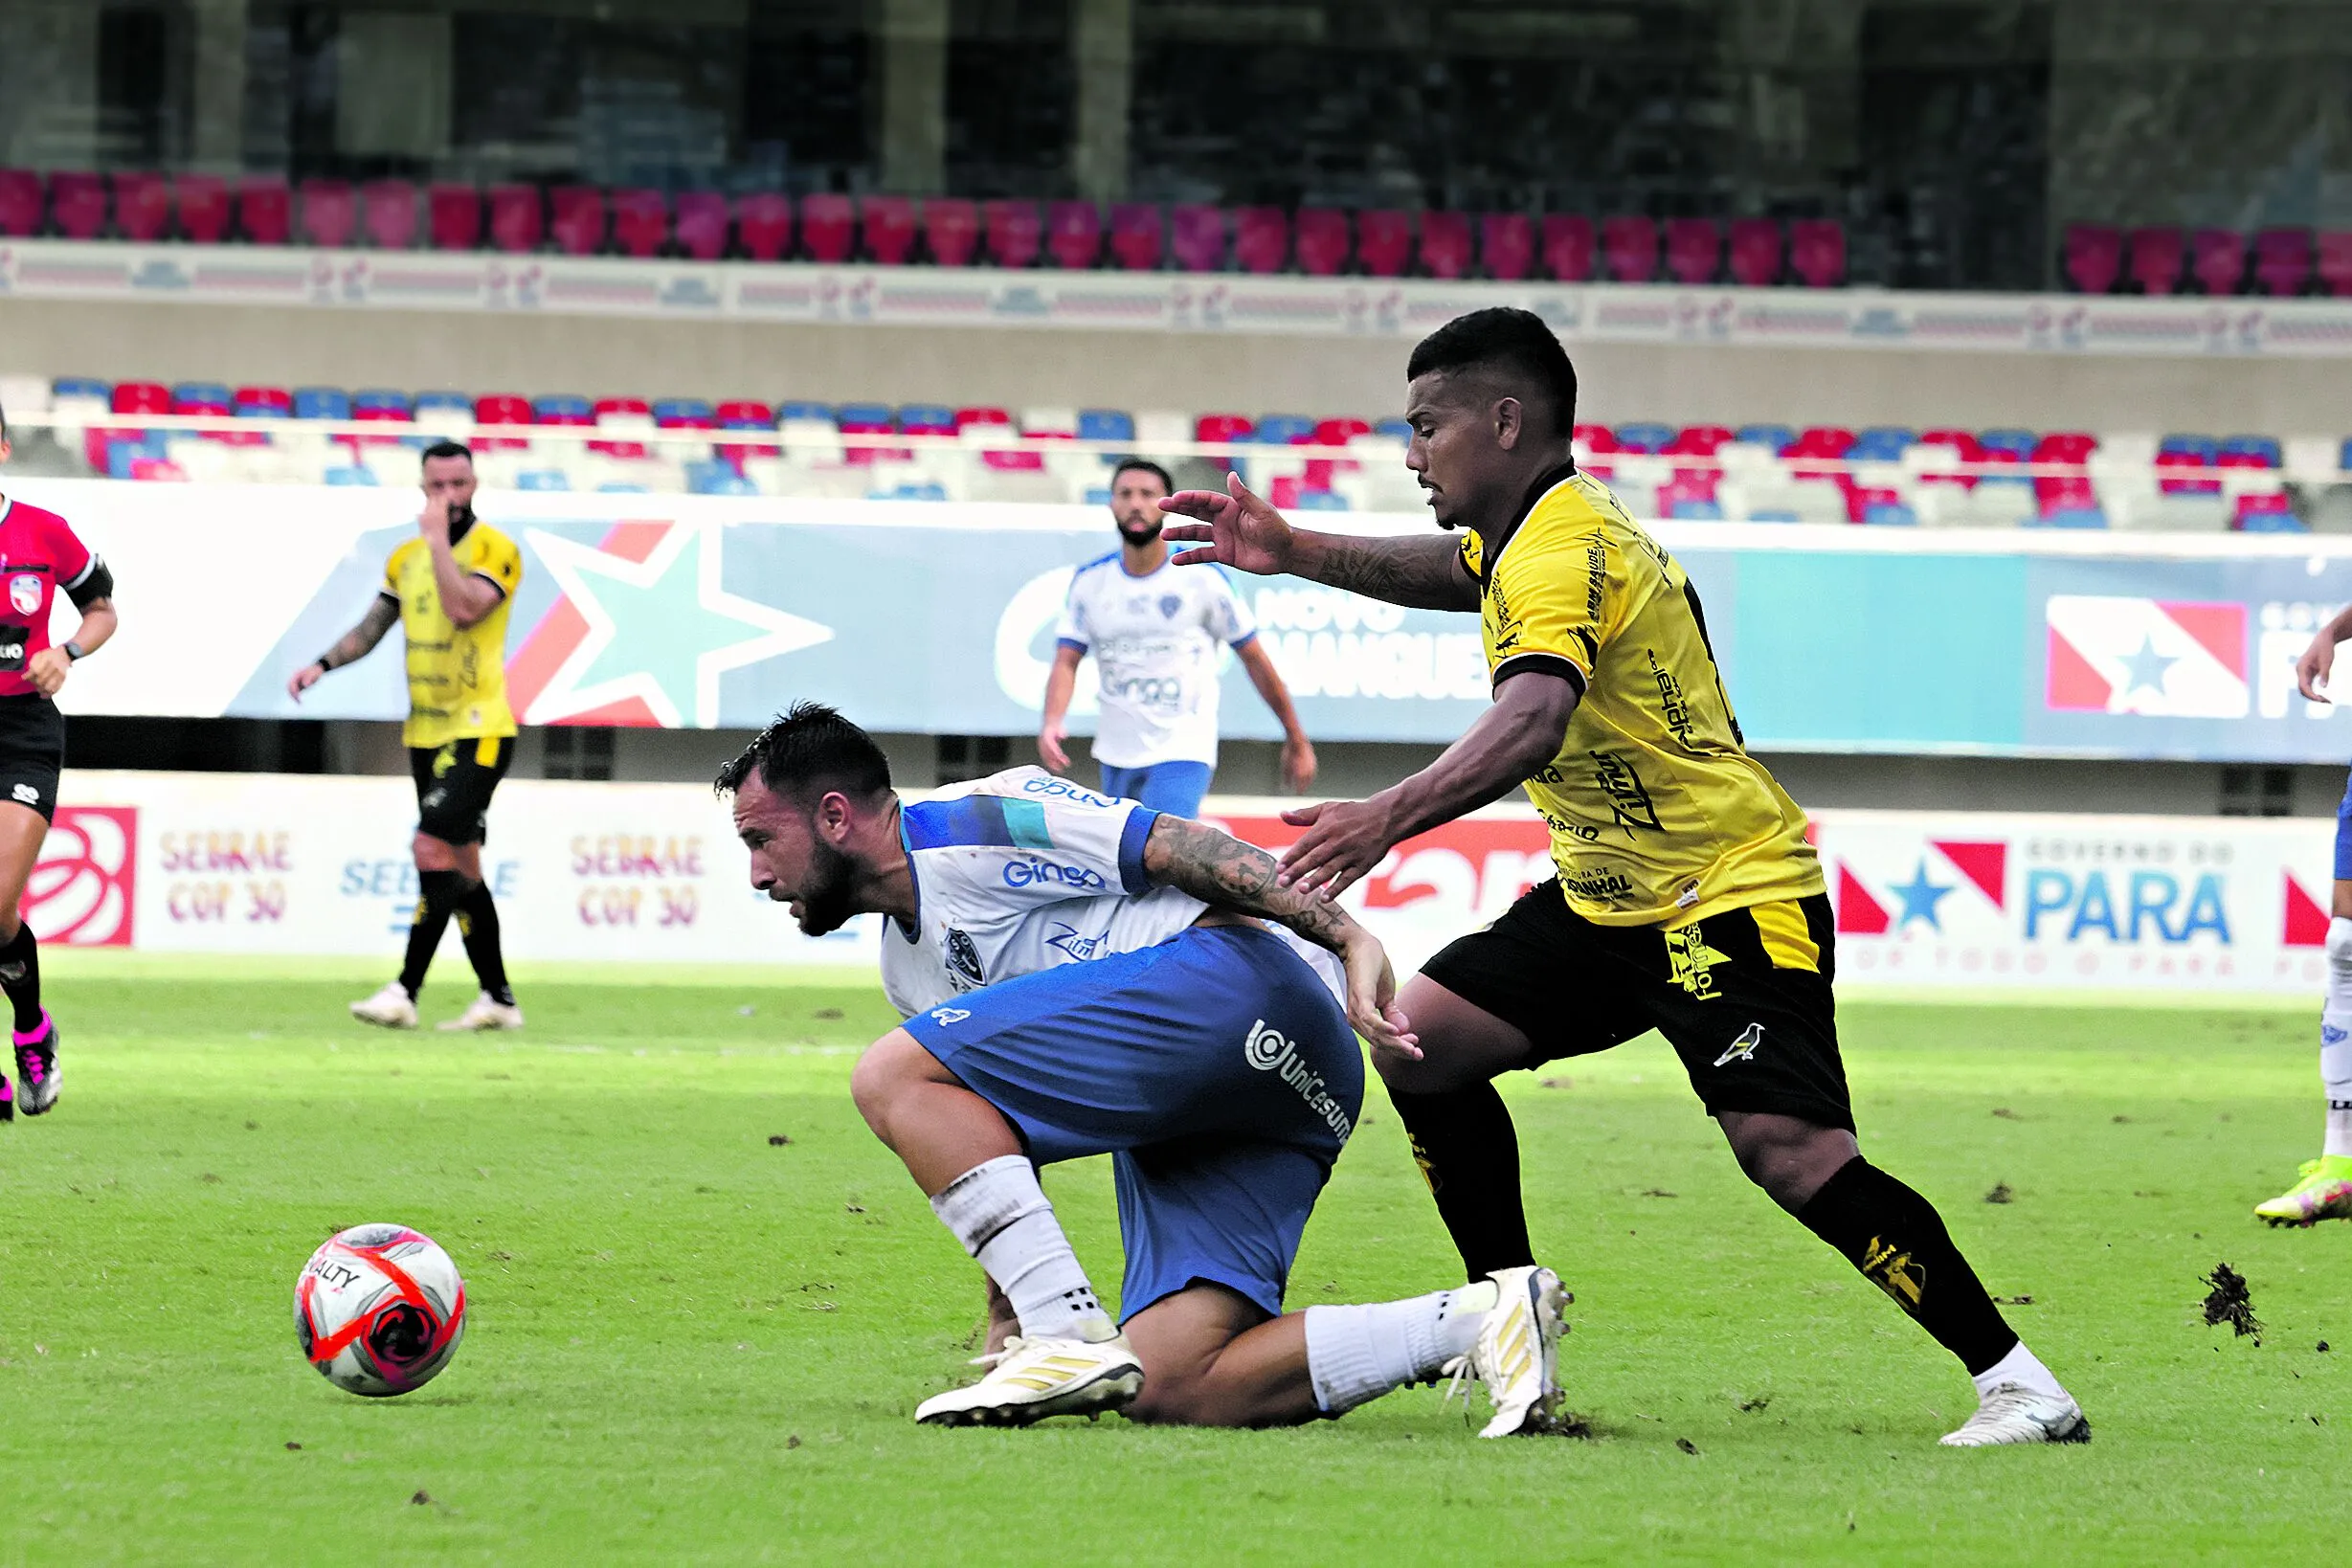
[515,470,572,491]
[2159,433,2220,461]
[1849,427,1916,460]
[294,387,351,421]
[353,389,412,415]
[1736,423,1796,455]
[653,398,714,424]
[2036,506,2109,529]
[2240,510,2309,534]
[1076,409,1135,443]
[413,391,473,417]
[835,402,895,431]
[596,483,651,493]
[897,404,956,436]
[686,460,754,495]
[1614,421,1676,454]
[873,482,949,503]
[1083,487,1114,506]
[2219,434,2282,466]
[171,381,234,410]
[105,436,163,479]
[2341,437,2352,473]
[776,401,835,424]
[1373,418,1414,442]
[323,465,377,486]
[51,376,109,403]
[1669,498,1726,521]
[533,394,594,423]
[1862,501,1917,526]
[1254,414,1316,446]
[235,401,290,420]
[1748,508,1803,523]
[1293,489,1351,511]
[1979,429,2037,459]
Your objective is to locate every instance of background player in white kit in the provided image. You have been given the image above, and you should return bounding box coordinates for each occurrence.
[1039,459,1314,817]
[2269,613,2352,1224]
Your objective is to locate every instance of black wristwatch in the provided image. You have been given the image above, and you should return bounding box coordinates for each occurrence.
[61,641,86,662]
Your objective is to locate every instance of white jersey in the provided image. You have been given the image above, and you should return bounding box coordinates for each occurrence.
[878,767,1342,1019]
[1055,552,1257,769]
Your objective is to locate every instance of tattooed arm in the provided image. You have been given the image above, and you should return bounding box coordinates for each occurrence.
[1142,813,1420,1056]
[1161,474,1480,612]
[287,594,400,701]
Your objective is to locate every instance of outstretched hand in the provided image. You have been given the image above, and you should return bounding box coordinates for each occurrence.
[1277,797,1398,902]
[1161,471,1297,577]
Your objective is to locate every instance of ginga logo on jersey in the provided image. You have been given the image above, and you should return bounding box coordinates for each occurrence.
[1242,1019,1354,1140]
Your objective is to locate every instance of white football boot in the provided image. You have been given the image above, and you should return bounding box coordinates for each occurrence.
[914,1333,1144,1427]
[1446,1265,1569,1437]
[437,993,525,1032]
[347,982,418,1030]
[1939,1383,2091,1446]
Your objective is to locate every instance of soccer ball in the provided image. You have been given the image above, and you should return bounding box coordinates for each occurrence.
[294,1223,467,1397]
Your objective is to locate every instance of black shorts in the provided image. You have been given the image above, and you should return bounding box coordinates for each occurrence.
[409,735,513,847]
[1421,881,1853,1132]
[0,695,65,823]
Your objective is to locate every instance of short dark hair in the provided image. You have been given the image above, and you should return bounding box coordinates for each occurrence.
[421,438,474,466]
[1405,307,1578,436]
[714,702,893,805]
[1110,458,1172,494]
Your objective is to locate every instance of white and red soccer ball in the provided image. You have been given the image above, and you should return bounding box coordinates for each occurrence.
[295,1224,467,1396]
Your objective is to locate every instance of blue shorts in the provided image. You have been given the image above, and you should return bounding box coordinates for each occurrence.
[1098,760,1214,819]
[2337,775,2352,882]
[903,924,1361,1322]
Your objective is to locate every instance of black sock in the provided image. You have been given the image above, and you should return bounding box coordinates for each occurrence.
[1386,1081,1536,1280]
[1795,1155,2020,1376]
[0,921,41,1034]
[398,870,468,999]
[454,882,514,1007]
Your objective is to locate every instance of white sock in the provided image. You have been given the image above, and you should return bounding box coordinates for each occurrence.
[1972,1340,2066,1403]
[2322,917,2352,1156]
[1303,1280,1498,1415]
[929,1155,1110,1340]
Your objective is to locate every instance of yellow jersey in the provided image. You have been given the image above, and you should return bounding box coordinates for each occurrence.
[1459,465,1822,928]
[383,522,523,749]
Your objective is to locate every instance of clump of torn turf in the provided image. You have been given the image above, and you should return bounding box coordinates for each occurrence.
[1984,1182,2014,1204]
[2201,1264,2262,1343]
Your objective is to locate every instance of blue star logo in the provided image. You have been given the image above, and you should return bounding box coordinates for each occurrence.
[525,524,832,727]
[2117,635,2177,699]
[1889,860,1954,930]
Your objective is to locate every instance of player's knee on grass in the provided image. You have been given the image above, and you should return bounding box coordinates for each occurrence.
[1120,1286,1288,1428]
[1719,1110,1860,1212]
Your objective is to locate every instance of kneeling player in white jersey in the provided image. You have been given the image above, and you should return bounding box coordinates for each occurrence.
[720,704,1565,1432]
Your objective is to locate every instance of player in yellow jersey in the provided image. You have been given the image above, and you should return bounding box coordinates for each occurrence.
[1163,308,2087,1447]
[289,440,524,1032]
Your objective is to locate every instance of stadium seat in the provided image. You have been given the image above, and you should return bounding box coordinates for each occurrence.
[1736,423,1797,455]
[0,169,39,236]
[297,179,356,248]
[714,398,777,429]
[674,191,728,260]
[2235,493,2304,531]
[985,201,1043,268]
[2032,432,2099,462]
[324,465,377,486]
[1109,203,1164,270]
[2220,434,2283,466]
[515,470,571,491]
[612,189,669,258]
[361,180,416,248]
[1602,215,1658,282]
[687,459,756,496]
[51,172,107,239]
[2036,506,2109,529]
[1076,409,1135,443]
[354,390,413,422]
[414,391,472,420]
[1372,417,1413,441]
[1614,422,1676,454]
[111,381,169,415]
[488,185,544,253]
[234,386,294,416]
[172,173,230,243]
[1356,210,1412,278]
[2319,231,2352,298]
[734,193,792,261]
[1046,202,1102,269]
[1171,204,1226,271]
[2062,223,2122,293]
[1788,220,1845,287]
[1294,208,1350,276]
[293,388,351,421]
[1727,218,1781,286]
[427,184,482,251]
[2126,227,2185,294]
[800,193,854,262]
[1234,207,1289,274]
[923,198,978,266]
[653,398,715,427]
[1666,425,1735,456]
[1541,214,1595,281]
[1313,417,1372,447]
[2191,229,2246,295]
[549,186,608,255]
[2252,228,2311,296]
[237,175,291,244]
[1979,428,2037,459]
[1417,211,1471,280]
[1197,414,1256,446]
[1664,218,1719,285]
[1255,414,1316,445]
[898,405,956,437]
[171,382,233,414]
[533,394,594,425]
[860,194,915,264]
[955,406,1013,431]
[1481,213,1534,280]
[776,401,835,424]
[473,394,533,449]
[1862,500,1917,526]
[1849,426,1915,461]
[112,171,169,241]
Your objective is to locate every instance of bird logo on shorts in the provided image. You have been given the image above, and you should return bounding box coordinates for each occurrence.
[1712,1023,1764,1067]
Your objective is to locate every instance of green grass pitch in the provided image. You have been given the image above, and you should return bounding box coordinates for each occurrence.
[0,961,2342,1564]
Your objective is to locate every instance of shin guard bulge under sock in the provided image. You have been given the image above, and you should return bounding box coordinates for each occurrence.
[1385,1080,1536,1281]
[1795,1155,2020,1377]
[398,870,469,999]
[0,921,42,1034]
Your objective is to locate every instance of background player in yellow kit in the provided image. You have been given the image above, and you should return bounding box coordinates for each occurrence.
[288,440,524,1031]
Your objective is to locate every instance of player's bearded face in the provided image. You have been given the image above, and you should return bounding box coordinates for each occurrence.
[788,833,860,937]
[1113,483,1166,544]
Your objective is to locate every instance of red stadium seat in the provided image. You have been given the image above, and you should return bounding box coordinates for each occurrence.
[1664,218,1719,285]
[2252,228,2311,297]
[361,180,416,249]
[1602,215,1657,282]
[923,198,978,266]
[0,169,39,236]
[715,399,773,425]
[1480,213,1533,280]
[1294,208,1350,276]
[1727,218,1781,286]
[1356,210,1412,278]
[1916,428,1984,486]
[1788,219,1846,287]
[549,186,607,255]
[2191,229,2246,295]
[2157,449,2217,495]
[2320,231,2352,298]
[1573,422,1620,478]
[860,194,915,264]
[236,175,291,244]
[1170,204,1226,271]
[612,189,669,258]
[112,171,169,241]
[472,394,533,451]
[798,193,851,261]
[1233,207,1289,274]
[674,191,727,260]
[234,386,293,414]
[1666,425,1735,456]
[1418,211,1472,280]
[2032,432,2098,462]
[1540,214,1594,281]
[1196,414,1255,444]
[2126,227,2184,295]
[1046,202,1101,269]
[985,200,1043,268]
[112,381,169,415]
[956,407,1013,432]
[427,183,481,251]
[734,192,792,261]
[594,397,652,420]
[487,185,543,253]
[2062,222,2122,294]
[1109,203,1163,270]
[50,172,107,239]
[297,179,355,248]
[1312,417,1372,447]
